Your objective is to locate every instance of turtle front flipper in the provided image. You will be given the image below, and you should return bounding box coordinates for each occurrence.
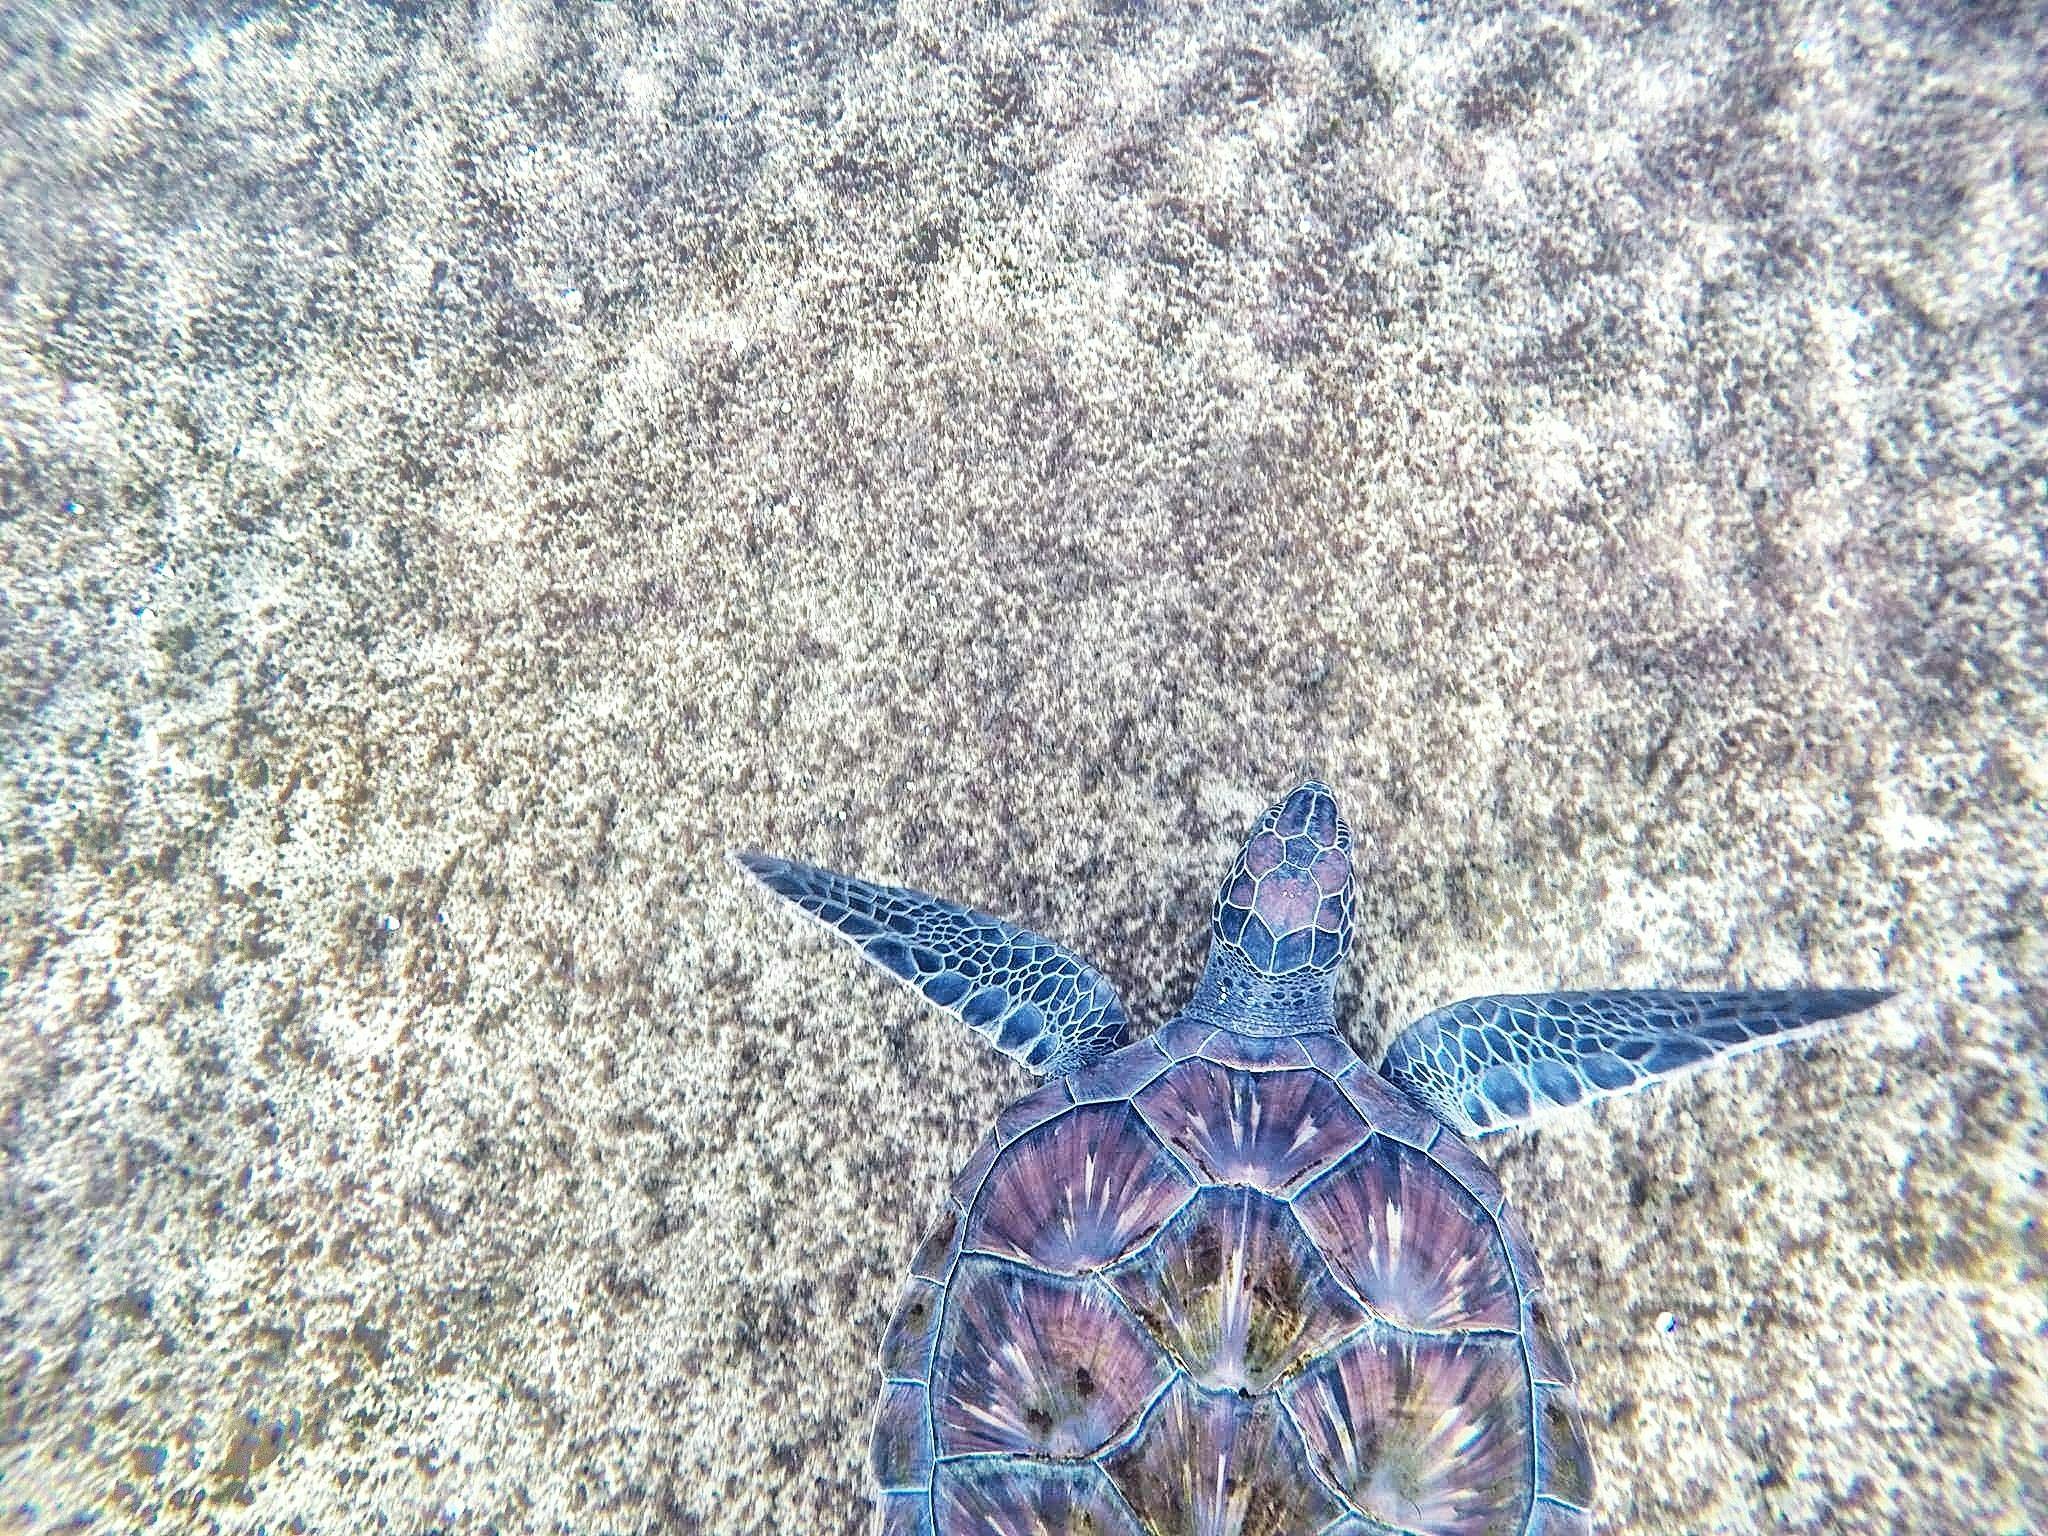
[735,852,1128,1077]
[1379,988,1891,1136]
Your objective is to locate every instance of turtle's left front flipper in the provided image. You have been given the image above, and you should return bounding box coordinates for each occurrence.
[735,852,1128,1077]
[1380,987,1892,1137]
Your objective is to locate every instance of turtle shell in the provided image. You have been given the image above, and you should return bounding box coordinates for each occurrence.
[869,1018,1594,1536]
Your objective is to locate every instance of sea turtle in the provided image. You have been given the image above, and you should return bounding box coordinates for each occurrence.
[738,781,1886,1535]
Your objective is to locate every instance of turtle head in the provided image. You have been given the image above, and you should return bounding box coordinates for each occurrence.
[1190,780,1355,1033]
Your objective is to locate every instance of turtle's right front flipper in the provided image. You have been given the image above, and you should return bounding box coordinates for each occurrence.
[1379,987,1892,1136]
[734,852,1129,1077]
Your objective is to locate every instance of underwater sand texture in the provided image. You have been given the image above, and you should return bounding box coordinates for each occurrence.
[1,0,2042,1531]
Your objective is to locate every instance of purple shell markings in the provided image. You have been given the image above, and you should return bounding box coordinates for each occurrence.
[1527,1501,1595,1536]
[1153,1015,1218,1060]
[933,1260,1170,1458]
[1067,1037,1172,1103]
[869,1382,933,1491]
[1105,1186,1367,1393]
[1102,1378,1343,1535]
[965,1104,1197,1273]
[1299,1029,1361,1076]
[1196,1030,1316,1070]
[1285,1329,1533,1535]
[1294,1137,1520,1331]
[934,1461,1143,1536]
[1334,1059,1442,1149]
[1134,1061,1367,1193]
[873,1492,932,1536]
[994,1077,1074,1145]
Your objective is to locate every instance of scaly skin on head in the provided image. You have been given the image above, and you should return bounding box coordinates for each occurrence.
[1186,781,1356,1037]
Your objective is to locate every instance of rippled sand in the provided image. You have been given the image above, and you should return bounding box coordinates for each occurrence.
[2,2,2041,1532]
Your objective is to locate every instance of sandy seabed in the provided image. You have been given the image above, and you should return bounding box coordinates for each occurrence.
[2,2,2043,1532]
